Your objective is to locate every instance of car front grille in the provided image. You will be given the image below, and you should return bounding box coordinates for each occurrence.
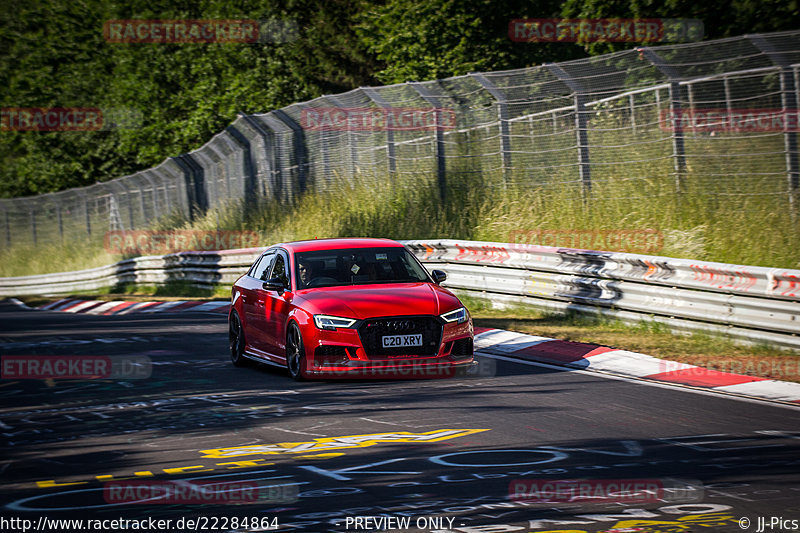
[357,316,442,357]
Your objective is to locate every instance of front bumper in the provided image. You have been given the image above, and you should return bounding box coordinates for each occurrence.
[304,358,477,380]
[301,315,474,379]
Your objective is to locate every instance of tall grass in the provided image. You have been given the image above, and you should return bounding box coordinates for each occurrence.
[2,106,799,277]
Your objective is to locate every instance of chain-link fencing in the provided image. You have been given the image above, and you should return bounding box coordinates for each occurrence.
[1,30,798,250]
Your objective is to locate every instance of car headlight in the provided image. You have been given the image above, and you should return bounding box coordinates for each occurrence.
[440,307,468,324]
[314,315,357,331]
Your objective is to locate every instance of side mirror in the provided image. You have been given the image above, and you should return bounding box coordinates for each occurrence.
[431,269,447,284]
[263,277,285,291]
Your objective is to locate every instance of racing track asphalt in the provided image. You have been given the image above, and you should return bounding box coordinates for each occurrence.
[1,300,799,533]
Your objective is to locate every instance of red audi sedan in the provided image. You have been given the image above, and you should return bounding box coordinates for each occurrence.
[229,238,474,380]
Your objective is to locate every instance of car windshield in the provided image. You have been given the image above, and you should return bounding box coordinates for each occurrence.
[294,246,431,288]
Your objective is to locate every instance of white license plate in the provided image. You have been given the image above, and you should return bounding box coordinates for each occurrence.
[382,334,423,348]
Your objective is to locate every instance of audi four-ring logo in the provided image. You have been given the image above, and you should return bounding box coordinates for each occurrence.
[386,320,415,331]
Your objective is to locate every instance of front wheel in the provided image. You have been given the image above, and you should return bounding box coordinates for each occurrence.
[286,323,306,381]
[229,311,248,367]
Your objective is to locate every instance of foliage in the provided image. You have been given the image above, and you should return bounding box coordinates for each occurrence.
[355,0,587,84]
[561,0,800,55]
[0,0,379,197]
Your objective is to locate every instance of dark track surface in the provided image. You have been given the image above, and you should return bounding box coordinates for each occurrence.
[1,300,799,533]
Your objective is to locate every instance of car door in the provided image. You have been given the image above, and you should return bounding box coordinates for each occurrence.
[262,249,294,360]
[243,251,275,353]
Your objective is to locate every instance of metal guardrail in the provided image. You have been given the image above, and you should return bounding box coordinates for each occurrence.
[1,239,798,349]
[404,240,800,349]
[0,248,262,297]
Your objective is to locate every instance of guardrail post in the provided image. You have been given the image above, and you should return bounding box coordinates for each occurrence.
[748,34,800,219]
[361,86,397,175]
[271,109,308,197]
[545,63,592,195]
[469,73,511,186]
[636,48,687,191]
[409,82,447,202]
[226,124,258,213]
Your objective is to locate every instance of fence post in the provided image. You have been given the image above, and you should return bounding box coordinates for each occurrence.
[362,87,397,176]
[82,191,91,238]
[56,200,63,242]
[409,82,447,202]
[469,73,511,186]
[723,76,733,116]
[271,109,308,197]
[142,172,160,221]
[122,183,135,229]
[29,209,36,245]
[239,114,278,202]
[325,95,358,182]
[107,192,122,232]
[4,205,10,247]
[226,124,258,213]
[748,34,800,219]
[545,63,592,195]
[637,47,686,192]
[135,175,147,226]
[307,106,331,180]
[173,154,207,220]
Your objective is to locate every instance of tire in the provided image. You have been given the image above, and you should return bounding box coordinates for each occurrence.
[229,310,249,367]
[285,323,306,381]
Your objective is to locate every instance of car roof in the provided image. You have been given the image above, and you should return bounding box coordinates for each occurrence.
[273,237,405,254]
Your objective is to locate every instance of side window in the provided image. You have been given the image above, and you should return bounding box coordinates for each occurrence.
[270,252,290,289]
[247,255,263,277]
[252,252,275,281]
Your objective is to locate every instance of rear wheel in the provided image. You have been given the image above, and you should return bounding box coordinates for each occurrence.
[286,323,306,381]
[229,311,248,367]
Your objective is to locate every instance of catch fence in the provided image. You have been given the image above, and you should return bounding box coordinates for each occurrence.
[1,30,799,249]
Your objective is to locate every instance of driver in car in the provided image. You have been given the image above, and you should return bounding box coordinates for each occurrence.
[298,261,314,288]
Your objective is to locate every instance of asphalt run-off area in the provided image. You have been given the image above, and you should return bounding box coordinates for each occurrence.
[1,300,799,533]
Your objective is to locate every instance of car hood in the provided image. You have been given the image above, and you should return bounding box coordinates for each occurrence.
[295,282,461,319]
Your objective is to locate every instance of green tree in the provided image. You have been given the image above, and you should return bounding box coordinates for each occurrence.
[356,0,588,84]
[0,0,379,197]
[561,0,800,54]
